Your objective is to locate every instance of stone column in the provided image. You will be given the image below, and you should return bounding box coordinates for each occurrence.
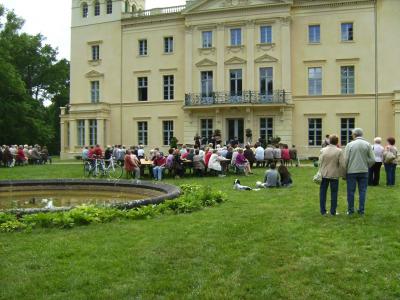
[185,25,193,94]
[97,119,104,147]
[60,120,65,157]
[246,20,255,91]
[85,119,90,146]
[217,23,225,92]
[280,17,292,102]
[69,119,77,153]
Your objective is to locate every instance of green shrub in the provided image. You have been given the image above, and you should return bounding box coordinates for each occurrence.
[0,184,227,232]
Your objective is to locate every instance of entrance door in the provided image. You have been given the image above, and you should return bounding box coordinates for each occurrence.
[227,119,244,144]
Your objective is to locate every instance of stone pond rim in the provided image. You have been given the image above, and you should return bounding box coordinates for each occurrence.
[0,179,181,215]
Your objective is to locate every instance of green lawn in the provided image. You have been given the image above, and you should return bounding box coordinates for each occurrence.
[0,164,399,299]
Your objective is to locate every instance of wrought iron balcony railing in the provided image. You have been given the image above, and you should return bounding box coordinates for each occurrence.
[184,90,289,106]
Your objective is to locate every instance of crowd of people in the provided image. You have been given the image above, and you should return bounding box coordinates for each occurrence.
[0,145,51,167]
[81,141,297,185]
[318,128,397,216]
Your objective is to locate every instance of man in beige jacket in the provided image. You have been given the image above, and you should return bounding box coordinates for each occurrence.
[319,135,346,215]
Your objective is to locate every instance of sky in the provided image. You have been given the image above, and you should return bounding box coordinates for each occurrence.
[1,0,186,60]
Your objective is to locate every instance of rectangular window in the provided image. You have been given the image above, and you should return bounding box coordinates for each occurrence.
[106,1,113,14]
[77,120,85,147]
[138,77,148,101]
[202,31,213,48]
[341,118,355,146]
[83,5,88,18]
[163,121,174,146]
[341,23,353,41]
[230,69,243,97]
[230,28,242,46]
[90,81,100,103]
[341,66,355,94]
[308,67,322,95]
[201,119,213,141]
[163,75,174,100]
[260,26,272,44]
[308,118,322,146]
[92,45,100,61]
[309,25,320,43]
[89,119,97,146]
[201,71,213,100]
[260,67,273,101]
[164,37,173,53]
[139,39,147,56]
[94,2,100,16]
[260,118,274,143]
[138,121,148,145]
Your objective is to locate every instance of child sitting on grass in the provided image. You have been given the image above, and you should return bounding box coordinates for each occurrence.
[256,163,281,188]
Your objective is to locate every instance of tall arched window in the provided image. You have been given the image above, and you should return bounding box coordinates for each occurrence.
[94,1,100,16]
[82,2,88,18]
[106,0,113,14]
[125,0,130,13]
[132,5,137,13]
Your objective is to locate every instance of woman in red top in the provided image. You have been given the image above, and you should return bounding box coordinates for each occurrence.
[124,150,140,179]
[204,148,212,168]
[152,152,166,181]
[281,145,291,166]
[16,146,26,166]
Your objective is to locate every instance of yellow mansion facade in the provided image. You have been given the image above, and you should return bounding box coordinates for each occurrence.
[61,0,400,158]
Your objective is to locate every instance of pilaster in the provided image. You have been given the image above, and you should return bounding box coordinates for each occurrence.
[85,119,90,146]
[246,20,255,91]
[97,119,105,147]
[185,25,193,93]
[217,23,225,91]
[280,17,292,102]
[69,119,77,152]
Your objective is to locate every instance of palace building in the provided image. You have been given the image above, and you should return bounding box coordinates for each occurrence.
[61,0,400,158]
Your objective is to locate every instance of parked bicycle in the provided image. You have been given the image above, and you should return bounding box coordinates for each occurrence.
[83,156,123,179]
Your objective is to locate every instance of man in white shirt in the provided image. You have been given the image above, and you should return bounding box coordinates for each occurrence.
[255,143,265,167]
[368,137,384,186]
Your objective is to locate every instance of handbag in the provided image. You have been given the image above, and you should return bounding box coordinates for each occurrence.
[313,170,322,184]
[384,150,396,164]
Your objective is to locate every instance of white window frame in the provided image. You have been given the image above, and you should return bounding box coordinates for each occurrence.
[260,26,272,44]
[138,77,148,101]
[202,31,213,48]
[89,120,97,146]
[230,28,242,46]
[260,118,274,143]
[138,121,148,146]
[308,118,322,146]
[341,66,355,95]
[77,120,85,147]
[106,0,113,14]
[139,39,147,56]
[90,81,100,103]
[308,67,322,96]
[163,75,174,100]
[94,1,100,16]
[164,37,174,53]
[201,119,213,140]
[341,23,353,41]
[260,67,273,101]
[163,121,174,146]
[309,25,320,43]
[82,3,88,18]
[91,45,100,61]
[340,118,355,146]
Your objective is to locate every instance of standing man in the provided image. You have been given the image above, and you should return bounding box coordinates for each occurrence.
[344,128,375,215]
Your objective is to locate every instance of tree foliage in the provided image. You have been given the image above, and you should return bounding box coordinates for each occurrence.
[0,5,69,152]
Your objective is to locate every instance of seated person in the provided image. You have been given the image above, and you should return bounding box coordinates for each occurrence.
[124,150,140,180]
[165,148,174,170]
[172,149,185,178]
[208,149,225,177]
[235,148,252,176]
[259,163,281,188]
[244,144,255,167]
[278,165,293,187]
[193,150,206,176]
[152,152,166,181]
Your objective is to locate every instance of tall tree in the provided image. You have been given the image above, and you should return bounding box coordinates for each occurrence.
[0,5,70,152]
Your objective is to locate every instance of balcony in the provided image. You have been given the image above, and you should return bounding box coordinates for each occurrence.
[131,5,186,18]
[184,90,289,107]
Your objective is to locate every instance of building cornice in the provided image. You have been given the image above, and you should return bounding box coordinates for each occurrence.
[293,0,375,9]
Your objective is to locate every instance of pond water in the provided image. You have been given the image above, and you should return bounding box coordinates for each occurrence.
[0,189,151,210]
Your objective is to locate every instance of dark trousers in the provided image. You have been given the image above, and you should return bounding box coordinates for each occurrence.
[384,163,396,186]
[347,172,369,214]
[368,162,382,186]
[319,178,339,215]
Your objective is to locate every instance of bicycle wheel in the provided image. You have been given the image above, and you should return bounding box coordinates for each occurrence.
[83,162,91,177]
[108,164,123,179]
